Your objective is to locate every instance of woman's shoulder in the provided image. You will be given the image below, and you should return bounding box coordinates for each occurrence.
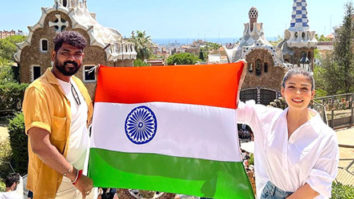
[310,113,337,142]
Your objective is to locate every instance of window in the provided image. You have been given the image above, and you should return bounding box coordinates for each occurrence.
[32,66,41,81]
[40,39,48,52]
[302,32,306,39]
[264,62,268,73]
[83,65,96,82]
[63,0,67,7]
[255,59,262,76]
[248,63,253,72]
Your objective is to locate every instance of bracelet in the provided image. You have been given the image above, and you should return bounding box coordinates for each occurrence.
[63,166,73,177]
[72,170,83,185]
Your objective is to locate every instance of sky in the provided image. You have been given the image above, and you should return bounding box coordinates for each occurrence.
[0,0,352,39]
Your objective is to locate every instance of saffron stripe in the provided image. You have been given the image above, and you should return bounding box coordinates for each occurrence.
[94,62,245,109]
[88,148,254,199]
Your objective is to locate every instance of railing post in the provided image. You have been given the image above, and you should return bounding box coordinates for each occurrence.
[351,94,354,127]
[331,96,334,128]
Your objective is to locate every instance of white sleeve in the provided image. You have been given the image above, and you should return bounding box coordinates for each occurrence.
[306,133,339,198]
[236,100,276,137]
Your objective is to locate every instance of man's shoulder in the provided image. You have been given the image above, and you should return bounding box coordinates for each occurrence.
[72,75,85,86]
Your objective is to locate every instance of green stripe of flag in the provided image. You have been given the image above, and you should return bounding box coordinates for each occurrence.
[88,148,254,199]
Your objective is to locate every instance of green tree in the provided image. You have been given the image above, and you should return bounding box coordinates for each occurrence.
[0,35,26,61]
[134,59,150,67]
[318,2,354,94]
[333,2,354,93]
[129,31,153,61]
[315,34,332,42]
[0,65,15,84]
[320,54,343,94]
[167,53,200,65]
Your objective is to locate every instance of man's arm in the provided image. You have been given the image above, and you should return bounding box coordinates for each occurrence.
[28,127,93,197]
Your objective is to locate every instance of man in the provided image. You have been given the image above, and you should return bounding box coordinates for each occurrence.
[0,173,21,199]
[23,31,94,199]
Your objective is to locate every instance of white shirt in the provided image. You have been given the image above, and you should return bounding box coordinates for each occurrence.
[57,78,89,170]
[0,191,21,199]
[237,100,339,199]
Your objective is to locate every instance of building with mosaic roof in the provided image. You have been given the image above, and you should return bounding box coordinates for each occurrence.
[225,0,317,104]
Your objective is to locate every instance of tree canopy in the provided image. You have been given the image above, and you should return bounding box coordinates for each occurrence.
[167,53,200,65]
[0,35,26,62]
[315,2,354,94]
[129,31,153,61]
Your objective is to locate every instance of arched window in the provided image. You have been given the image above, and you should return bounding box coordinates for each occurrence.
[302,32,306,39]
[63,0,67,7]
[264,62,268,73]
[255,59,262,76]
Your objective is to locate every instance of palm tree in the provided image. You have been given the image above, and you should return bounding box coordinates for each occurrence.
[129,31,153,61]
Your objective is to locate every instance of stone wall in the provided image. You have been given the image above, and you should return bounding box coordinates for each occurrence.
[243,49,286,91]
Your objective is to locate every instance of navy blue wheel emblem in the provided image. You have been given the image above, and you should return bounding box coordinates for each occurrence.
[125,106,157,144]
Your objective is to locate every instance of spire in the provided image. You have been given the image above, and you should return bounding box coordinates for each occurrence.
[289,0,309,31]
[249,7,258,32]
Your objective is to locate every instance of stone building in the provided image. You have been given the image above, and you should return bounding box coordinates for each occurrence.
[15,0,137,97]
[224,0,317,105]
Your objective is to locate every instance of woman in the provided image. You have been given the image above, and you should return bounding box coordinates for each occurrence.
[237,67,339,199]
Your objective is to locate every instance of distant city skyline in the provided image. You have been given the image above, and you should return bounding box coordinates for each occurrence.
[0,0,352,39]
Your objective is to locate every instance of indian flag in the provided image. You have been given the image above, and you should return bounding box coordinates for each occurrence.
[88,61,254,198]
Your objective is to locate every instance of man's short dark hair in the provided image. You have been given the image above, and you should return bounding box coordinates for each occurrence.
[5,173,20,187]
[53,31,87,52]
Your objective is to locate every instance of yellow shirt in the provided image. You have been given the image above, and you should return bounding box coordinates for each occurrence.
[22,68,93,199]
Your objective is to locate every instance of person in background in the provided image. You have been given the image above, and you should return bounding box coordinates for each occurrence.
[0,173,21,199]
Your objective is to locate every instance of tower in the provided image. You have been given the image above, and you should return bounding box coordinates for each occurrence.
[278,0,317,71]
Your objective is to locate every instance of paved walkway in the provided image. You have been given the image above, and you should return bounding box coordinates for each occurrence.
[335,127,354,185]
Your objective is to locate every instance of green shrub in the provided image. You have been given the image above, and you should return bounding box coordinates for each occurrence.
[8,113,27,175]
[331,182,354,199]
[0,83,28,114]
[0,138,12,182]
[134,59,150,67]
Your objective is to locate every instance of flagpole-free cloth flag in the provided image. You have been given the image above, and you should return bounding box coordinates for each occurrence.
[88,61,254,198]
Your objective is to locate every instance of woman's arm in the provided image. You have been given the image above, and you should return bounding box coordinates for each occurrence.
[286,183,319,199]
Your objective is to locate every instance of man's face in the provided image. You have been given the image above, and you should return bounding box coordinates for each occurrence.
[53,43,84,76]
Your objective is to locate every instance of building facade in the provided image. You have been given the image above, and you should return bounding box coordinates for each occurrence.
[224,0,317,105]
[15,0,137,97]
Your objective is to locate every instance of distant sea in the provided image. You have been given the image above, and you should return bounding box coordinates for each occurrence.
[152,37,278,46]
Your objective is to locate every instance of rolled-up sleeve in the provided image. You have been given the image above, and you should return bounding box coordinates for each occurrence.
[22,86,52,134]
[306,134,339,198]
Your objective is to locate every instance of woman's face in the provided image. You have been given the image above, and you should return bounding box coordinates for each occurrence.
[281,74,315,110]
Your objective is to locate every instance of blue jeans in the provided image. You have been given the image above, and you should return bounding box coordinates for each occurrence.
[260,181,293,199]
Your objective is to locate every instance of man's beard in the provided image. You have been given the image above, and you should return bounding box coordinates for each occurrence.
[55,59,81,76]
